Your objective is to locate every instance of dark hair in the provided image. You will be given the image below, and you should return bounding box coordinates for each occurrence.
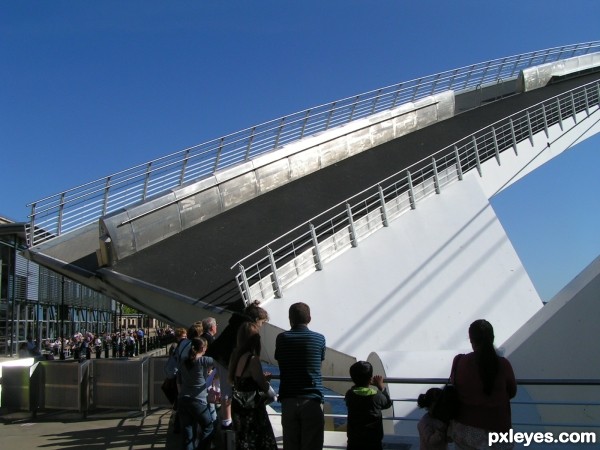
[469,319,499,395]
[187,322,203,339]
[349,361,373,386]
[289,302,311,326]
[244,300,269,323]
[185,337,207,369]
[417,387,443,409]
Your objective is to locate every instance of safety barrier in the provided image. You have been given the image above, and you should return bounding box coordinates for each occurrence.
[0,355,171,417]
[1,358,597,441]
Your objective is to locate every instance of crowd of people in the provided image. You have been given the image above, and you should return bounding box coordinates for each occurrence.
[163,301,516,450]
[19,305,516,449]
[20,327,160,361]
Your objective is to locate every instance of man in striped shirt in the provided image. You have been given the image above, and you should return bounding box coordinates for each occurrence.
[275,302,326,450]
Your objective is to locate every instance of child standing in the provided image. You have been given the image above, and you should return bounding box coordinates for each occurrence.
[417,387,448,450]
[344,361,393,450]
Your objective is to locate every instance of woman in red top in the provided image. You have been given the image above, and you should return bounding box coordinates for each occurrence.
[449,319,517,449]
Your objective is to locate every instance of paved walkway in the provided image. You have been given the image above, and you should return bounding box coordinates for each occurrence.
[0,407,362,450]
[0,408,179,450]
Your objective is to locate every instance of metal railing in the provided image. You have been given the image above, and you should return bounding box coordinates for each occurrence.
[270,375,600,435]
[26,41,600,246]
[233,79,600,304]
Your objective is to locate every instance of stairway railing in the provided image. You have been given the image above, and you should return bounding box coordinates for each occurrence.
[233,79,600,305]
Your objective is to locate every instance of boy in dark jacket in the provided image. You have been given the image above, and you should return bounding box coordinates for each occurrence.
[344,361,393,450]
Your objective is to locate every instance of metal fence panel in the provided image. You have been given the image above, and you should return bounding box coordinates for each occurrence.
[40,360,90,412]
[0,363,40,411]
[92,358,148,411]
[149,356,173,408]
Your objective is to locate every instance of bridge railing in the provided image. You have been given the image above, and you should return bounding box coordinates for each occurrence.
[233,79,600,305]
[270,375,600,443]
[26,42,600,246]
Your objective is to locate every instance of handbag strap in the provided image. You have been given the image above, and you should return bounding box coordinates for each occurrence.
[236,352,253,378]
[449,354,462,384]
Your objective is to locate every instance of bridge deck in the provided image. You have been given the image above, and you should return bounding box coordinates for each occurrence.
[110,72,600,310]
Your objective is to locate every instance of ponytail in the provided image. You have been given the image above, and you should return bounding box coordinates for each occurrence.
[469,319,499,395]
[185,337,207,370]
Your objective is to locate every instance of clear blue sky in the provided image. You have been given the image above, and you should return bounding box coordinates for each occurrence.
[1,1,599,302]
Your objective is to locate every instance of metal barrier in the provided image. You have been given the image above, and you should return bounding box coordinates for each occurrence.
[233,79,600,305]
[26,42,600,247]
[1,357,597,440]
[0,361,40,411]
[274,375,600,438]
[92,357,149,412]
[39,359,91,415]
[149,355,173,408]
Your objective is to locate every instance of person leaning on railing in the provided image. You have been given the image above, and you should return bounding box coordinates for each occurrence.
[448,319,517,449]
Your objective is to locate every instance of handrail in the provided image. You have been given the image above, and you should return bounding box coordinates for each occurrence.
[26,41,600,246]
[267,375,600,432]
[233,79,600,304]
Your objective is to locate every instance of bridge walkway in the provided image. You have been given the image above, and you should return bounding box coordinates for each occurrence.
[108,72,600,311]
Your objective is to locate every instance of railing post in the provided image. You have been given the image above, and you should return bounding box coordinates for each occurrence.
[509,118,518,155]
[525,111,534,146]
[214,137,224,172]
[103,177,111,216]
[406,171,416,209]
[411,79,422,102]
[541,104,549,138]
[454,145,463,181]
[179,149,190,186]
[268,248,282,298]
[245,127,256,160]
[300,110,310,140]
[570,92,578,124]
[432,157,441,194]
[346,203,358,247]
[142,162,152,201]
[325,102,336,130]
[309,223,323,271]
[238,264,251,305]
[391,87,401,109]
[378,186,389,227]
[57,192,65,236]
[273,118,285,150]
[492,127,501,166]
[348,97,359,122]
[584,87,590,116]
[557,97,564,131]
[430,73,441,94]
[28,203,36,246]
[472,136,482,177]
[370,89,382,114]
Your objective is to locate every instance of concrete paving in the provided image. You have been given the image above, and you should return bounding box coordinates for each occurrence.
[0,408,178,450]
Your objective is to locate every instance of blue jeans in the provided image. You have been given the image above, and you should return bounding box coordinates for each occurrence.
[178,396,214,450]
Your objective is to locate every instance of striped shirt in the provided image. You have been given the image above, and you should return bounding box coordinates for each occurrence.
[275,324,326,401]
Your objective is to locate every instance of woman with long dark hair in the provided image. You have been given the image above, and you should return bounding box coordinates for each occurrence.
[449,319,517,449]
[228,321,278,449]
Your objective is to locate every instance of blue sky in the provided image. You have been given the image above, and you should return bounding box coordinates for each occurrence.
[1,1,599,302]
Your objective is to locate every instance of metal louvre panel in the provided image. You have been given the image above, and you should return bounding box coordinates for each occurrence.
[149,356,172,408]
[41,360,89,411]
[15,253,38,302]
[92,358,148,411]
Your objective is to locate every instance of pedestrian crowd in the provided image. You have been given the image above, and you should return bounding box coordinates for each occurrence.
[21,327,162,361]
[162,300,515,450]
